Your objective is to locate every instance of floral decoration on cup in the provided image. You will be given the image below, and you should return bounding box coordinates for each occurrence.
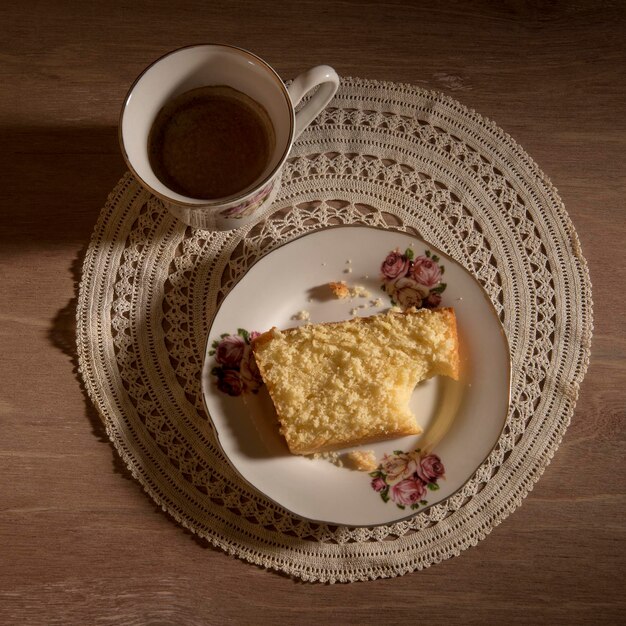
[219,181,274,218]
[380,247,447,309]
[370,449,445,510]
[209,329,263,396]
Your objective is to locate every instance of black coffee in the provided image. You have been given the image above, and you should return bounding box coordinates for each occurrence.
[148,85,275,199]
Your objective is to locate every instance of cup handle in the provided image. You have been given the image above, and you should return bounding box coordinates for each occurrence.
[287,65,339,139]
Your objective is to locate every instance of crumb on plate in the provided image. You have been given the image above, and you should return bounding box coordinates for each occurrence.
[329,281,350,299]
[343,450,377,471]
[351,284,371,298]
[310,451,344,468]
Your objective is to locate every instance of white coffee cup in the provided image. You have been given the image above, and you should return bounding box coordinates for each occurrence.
[119,44,339,230]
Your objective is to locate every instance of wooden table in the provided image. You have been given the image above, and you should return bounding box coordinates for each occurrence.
[2,1,624,623]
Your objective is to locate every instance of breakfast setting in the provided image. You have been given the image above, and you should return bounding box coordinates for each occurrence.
[3,2,623,624]
[85,42,589,573]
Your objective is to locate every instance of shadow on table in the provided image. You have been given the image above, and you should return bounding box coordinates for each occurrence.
[1,125,126,248]
[0,122,147,501]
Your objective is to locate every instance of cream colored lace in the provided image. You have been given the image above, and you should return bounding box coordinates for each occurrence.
[77,78,593,583]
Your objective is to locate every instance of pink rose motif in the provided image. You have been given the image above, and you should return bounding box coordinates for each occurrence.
[390,478,427,507]
[390,277,429,309]
[424,292,442,308]
[239,346,263,393]
[371,477,386,492]
[216,368,244,396]
[381,452,418,483]
[215,335,245,367]
[411,256,442,288]
[381,249,410,280]
[417,454,445,483]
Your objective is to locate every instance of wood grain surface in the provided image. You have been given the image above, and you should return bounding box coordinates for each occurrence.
[1,1,624,624]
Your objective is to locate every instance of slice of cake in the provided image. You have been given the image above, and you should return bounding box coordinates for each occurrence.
[251,308,460,455]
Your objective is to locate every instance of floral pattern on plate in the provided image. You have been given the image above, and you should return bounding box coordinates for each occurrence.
[370,449,445,510]
[209,329,263,396]
[380,247,447,309]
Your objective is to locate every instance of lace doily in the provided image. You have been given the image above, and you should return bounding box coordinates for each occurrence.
[77,78,593,583]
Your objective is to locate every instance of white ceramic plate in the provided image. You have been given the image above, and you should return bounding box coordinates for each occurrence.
[202,226,510,526]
